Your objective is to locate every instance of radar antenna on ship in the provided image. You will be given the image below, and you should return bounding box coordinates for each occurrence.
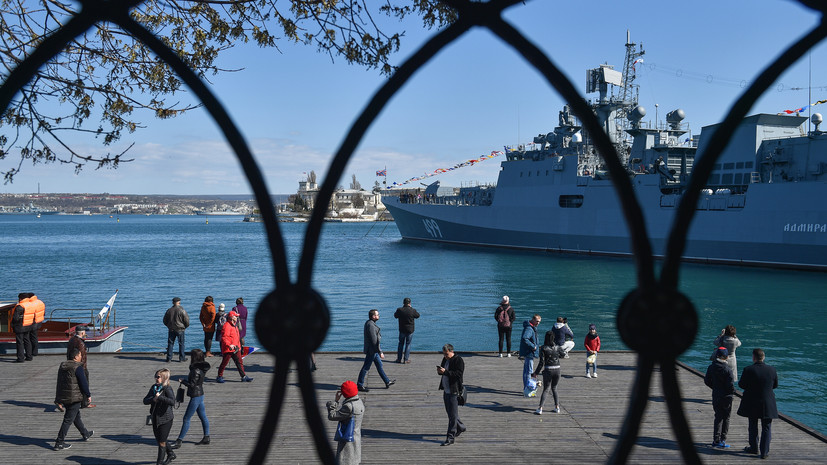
[618,30,645,140]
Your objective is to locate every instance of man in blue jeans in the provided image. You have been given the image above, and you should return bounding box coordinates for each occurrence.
[519,314,542,392]
[163,297,190,362]
[356,309,395,392]
[394,297,420,364]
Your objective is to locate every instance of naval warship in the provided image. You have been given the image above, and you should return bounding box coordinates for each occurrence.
[382,34,827,271]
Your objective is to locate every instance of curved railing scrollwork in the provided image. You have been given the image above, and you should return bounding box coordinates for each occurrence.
[2,1,824,463]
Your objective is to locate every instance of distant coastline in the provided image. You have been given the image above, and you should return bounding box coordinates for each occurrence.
[0,192,290,215]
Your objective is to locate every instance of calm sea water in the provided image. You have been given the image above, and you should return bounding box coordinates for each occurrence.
[2,215,824,433]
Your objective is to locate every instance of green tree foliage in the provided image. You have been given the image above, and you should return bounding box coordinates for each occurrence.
[0,0,455,182]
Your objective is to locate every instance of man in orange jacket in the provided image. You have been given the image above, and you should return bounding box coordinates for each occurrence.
[27,293,46,356]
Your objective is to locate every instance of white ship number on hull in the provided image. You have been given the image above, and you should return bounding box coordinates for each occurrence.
[423,218,443,238]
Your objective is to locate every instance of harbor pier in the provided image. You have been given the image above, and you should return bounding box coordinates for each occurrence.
[1,351,825,463]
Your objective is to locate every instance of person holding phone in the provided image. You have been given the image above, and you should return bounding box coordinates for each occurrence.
[143,368,176,465]
[437,343,465,446]
[326,380,365,465]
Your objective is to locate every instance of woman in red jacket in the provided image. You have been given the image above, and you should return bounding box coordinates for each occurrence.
[216,311,253,383]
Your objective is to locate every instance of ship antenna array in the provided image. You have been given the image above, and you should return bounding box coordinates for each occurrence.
[618,30,645,140]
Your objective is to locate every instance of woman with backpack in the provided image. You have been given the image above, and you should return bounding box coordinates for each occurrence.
[495,296,516,357]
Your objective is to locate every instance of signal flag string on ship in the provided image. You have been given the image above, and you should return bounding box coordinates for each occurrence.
[376,142,535,189]
[380,144,538,188]
[780,98,827,115]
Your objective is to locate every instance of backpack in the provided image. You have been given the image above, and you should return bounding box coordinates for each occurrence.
[496,307,511,328]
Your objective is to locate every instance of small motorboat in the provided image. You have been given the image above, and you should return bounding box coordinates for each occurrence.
[0,301,128,354]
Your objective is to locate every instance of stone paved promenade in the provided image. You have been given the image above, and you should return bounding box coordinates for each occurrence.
[1,351,824,464]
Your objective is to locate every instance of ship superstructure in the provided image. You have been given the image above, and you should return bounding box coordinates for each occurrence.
[383,35,827,271]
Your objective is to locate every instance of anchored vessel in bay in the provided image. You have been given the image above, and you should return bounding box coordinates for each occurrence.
[383,33,827,271]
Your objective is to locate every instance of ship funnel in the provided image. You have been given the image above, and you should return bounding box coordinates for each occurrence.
[666,109,686,129]
[628,106,646,128]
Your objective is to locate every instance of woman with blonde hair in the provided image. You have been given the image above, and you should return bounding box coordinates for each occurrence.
[143,368,177,465]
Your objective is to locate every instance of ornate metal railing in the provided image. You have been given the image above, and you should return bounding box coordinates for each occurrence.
[2,0,825,463]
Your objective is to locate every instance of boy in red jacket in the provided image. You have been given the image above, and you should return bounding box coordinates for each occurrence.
[584,324,601,378]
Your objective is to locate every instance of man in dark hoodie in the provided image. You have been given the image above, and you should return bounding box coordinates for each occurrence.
[705,347,736,449]
[551,316,575,358]
[394,297,420,364]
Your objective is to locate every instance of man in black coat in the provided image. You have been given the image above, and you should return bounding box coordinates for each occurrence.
[704,347,736,448]
[436,343,465,446]
[737,348,778,459]
[394,297,420,364]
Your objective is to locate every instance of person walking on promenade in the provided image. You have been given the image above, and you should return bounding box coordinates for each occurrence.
[356,309,395,392]
[519,314,542,391]
[705,347,736,449]
[27,293,45,356]
[714,325,742,381]
[199,297,216,357]
[66,325,95,408]
[164,297,189,363]
[11,292,34,362]
[584,323,601,378]
[437,343,466,446]
[144,368,177,465]
[532,332,567,415]
[495,296,516,358]
[551,316,575,357]
[394,297,420,364]
[53,348,94,451]
[216,311,253,383]
[214,303,227,345]
[326,380,365,464]
[737,348,778,459]
[170,349,211,449]
[232,298,248,347]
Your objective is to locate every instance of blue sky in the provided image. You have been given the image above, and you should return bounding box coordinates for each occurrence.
[2,0,826,195]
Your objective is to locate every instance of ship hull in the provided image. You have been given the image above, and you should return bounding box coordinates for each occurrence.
[384,181,827,271]
[0,326,127,354]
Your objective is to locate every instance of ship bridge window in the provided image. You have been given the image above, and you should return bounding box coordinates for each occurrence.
[734,173,743,184]
[546,170,549,176]
[559,195,584,208]
[709,174,721,185]
[714,163,722,170]
[745,161,754,169]
[723,162,735,170]
[721,173,733,184]
[736,162,744,169]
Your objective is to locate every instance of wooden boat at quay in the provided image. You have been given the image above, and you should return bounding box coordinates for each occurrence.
[0,300,127,354]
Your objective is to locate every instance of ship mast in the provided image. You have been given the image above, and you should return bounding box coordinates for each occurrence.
[617,30,645,146]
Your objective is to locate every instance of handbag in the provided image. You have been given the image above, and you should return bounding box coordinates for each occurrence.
[587,354,597,364]
[334,417,356,442]
[176,384,186,406]
[457,384,467,406]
